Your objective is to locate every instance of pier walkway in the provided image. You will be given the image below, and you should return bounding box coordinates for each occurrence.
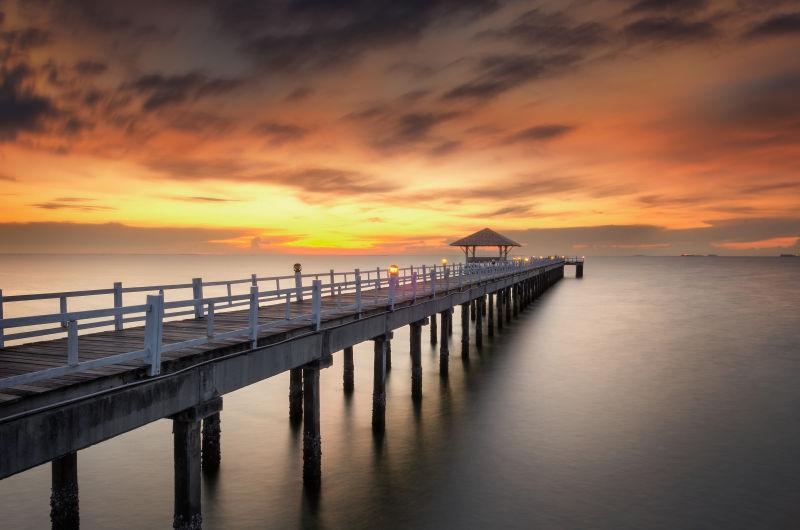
[0,257,583,528]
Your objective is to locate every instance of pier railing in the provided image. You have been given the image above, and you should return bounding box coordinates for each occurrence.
[0,258,563,389]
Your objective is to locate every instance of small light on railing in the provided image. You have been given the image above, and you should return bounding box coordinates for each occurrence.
[388,264,399,277]
[441,258,448,266]
[524,257,530,262]
[293,263,302,273]
[582,256,585,259]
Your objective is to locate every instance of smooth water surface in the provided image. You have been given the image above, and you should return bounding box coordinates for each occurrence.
[0,255,798,529]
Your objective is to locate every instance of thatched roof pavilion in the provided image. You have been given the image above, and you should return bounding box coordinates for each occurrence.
[450,228,521,263]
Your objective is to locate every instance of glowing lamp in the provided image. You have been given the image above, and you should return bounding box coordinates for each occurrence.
[388,264,399,277]
[293,263,302,273]
[441,258,448,266]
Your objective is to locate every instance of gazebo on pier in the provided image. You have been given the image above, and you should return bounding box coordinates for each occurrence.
[450,227,521,263]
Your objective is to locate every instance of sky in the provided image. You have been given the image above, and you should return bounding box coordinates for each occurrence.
[0,0,799,256]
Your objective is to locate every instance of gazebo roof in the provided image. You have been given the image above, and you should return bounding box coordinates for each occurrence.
[449,228,521,247]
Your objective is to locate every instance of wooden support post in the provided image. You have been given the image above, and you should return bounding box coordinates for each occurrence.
[470,299,476,321]
[513,284,519,318]
[289,368,303,425]
[439,310,449,377]
[302,367,321,490]
[448,307,453,336]
[50,452,79,530]
[113,282,123,331]
[460,302,469,359]
[343,346,354,393]
[202,411,222,473]
[497,289,503,331]
[475,296,483,348]
[372,336,388,433]
[410,321,423,401]
[430,312,437,345]
[294,264,304,302]
[488,292,494,337]
[144,294,164,377]
[192,278,203,319]
[577,263,584,278]
[173,416,202,530]
[386,338,392,372]
[505,287,512,323]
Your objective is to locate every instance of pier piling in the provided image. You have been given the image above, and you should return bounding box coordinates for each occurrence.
[342,346,354,393]
[172,416,202,530]
[372,335,389,433]
[201,405,222,473]
[410,321,423,401]
[50,452,79,530]
[460,303,469,359]
[488,292,494,337]
[430,313,437,345]
[475,296,483,348]
[302,366,321,490]
[289,368,303,425]
[439,310,450,377]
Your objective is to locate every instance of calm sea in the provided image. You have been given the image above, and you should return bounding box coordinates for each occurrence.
[0,255,798,529]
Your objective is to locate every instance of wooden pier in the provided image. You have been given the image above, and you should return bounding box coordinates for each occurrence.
[0,256,584,529]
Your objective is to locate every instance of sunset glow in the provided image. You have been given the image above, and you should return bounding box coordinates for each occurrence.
[1,0,798,255]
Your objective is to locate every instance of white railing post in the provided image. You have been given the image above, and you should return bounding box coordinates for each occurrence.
[458,264,463,289]
[0,288,4,348]
[251,273,258,287]
[284,293,291,320]
[59,295,68,329]
[389,276,396,310]
[206,302,215,338]
[412,272,417,302]
[192,278,203,318]
[375,267,381,289]
[330,269,335,297]
[431,266,436,298]
[312,280,322,330]
[113,282,123,331]
[445,266,450,292]
[67,320,78,367]
[294,263,304,302]
[144,294,164,376]
[249,285,259,348]
[422,265,427,289]
[355,269,362,315]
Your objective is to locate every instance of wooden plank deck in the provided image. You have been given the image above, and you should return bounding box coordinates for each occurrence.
[0,278,460,406]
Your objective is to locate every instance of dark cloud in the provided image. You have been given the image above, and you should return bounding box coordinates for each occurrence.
[31,197,114,211]
[219,0,503,72]
[163,195,239,203]
[624,16,717,43]
[624,0,709,15]
[73,59,107,75]
[506,124,576,143]
[0,27,52,50]
[442,53,580,101]
[393,112,460,143]
[0,222,266,253]
[0,173,16,182]
[144,157,396,197]
[0,63,57,140]
[743,12,800,39]
[121,72,243,111]
[478,9,609,51]
[429,139,462,157]
[506,217,800,255]
[253,121,309,145]
[739,181,800,194]
[710,69,800,128]
[285,86,313,102]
